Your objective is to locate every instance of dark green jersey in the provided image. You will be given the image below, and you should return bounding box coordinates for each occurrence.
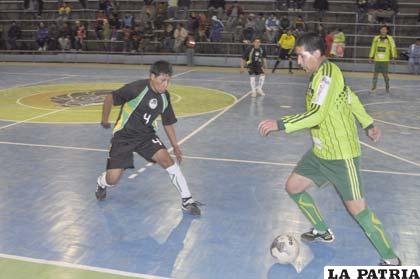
[279,61,373,160]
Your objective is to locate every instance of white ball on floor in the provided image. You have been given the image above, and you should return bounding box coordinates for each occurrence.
[270,234,300,264]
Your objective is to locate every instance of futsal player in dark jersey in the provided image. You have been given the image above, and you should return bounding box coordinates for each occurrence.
[240,38,268,97]
[95,60,201,215]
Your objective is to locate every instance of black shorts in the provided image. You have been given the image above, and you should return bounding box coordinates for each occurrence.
[278,48,293,60]
[248,65,264,75]
[106,135,166,169]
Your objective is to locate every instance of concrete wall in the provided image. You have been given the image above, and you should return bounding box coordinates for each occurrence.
[0,53,413,74]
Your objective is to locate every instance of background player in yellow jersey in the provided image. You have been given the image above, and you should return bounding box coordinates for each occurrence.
[272,28,295,74]
[369,26,397,94]
[258,33,401,265]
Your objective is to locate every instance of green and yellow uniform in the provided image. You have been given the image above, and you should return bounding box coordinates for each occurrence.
[369,34,397,91]
[281,59,397,261]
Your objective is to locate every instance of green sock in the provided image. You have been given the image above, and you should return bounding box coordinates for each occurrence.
[355,208,397,260]
[289,191,329,232]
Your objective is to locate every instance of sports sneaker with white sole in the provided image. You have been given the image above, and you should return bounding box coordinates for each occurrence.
[301,228,335,243]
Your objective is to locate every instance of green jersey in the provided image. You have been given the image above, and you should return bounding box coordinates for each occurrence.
[369,35,397,62]
[278,61,373,160]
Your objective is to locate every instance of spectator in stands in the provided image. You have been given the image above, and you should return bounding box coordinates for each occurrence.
[109,14,121,31]
[208,0,226,20]
[48,22,58,50]
[36,22,49,51]
[265,14,280,43]
[0,25,4,50]
[188,12,200,40]
[75,21,86,51]
[122,26,132,52]
[369,25,397,94]
[356,0,369,18]
[173,23,188,52]
[417,12,420,25]
[99,0,111,17]
[7,21,21,50]
[198,12,210,42]
[155,2,167,30]
[279,15,290,32]
[240,26,255,44]
[254,13,266,42]
[316,23,326,39]
[293,15,306,32]
[143,0,156,20]
[163,23,174,51]
[167,0,178,20]
[226,1,244,32]
[58,22,73,50]
[209,15,224,42]
[95,10,107,39]
[325,29,334,56]
[331,28,345,57]
[245,13,257,31]
[57,2,72,24]
[407,39,420,75]
[313,0,329,20]
[178,0,191,20]
[123,14,135,28]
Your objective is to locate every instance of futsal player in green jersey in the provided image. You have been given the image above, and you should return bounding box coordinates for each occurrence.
[258,33,401,265]
[369,25,397,94]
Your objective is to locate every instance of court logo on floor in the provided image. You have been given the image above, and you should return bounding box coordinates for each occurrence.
[50,90,112,107]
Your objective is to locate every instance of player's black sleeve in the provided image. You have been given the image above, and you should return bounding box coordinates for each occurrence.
[242,46,251,60]
[162,93,178,126]
[112,80,147,106]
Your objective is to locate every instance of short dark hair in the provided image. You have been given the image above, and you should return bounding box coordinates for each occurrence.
[295,32,326,56]
[150,60,173,76]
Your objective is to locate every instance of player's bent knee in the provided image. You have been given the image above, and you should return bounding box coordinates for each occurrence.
[345,199,367,216]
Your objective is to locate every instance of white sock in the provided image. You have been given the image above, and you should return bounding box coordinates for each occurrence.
[258,75,265,89]
[250,76,256,91]
[97,172,112,188]
[166,164,192,199]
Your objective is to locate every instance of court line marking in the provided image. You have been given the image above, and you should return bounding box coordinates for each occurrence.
[0,108,69,130]
[0,253,171,279]
[128,89,252,179]
[0,76,72,93]
[0,141,419,177]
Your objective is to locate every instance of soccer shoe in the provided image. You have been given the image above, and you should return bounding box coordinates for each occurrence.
[301,228,335,243]
[95,184,107,201]
[379,257,402,266]
[182,198,202,216]
[289,70,293,74]
[257,87,265,96]
[251,89,257,97]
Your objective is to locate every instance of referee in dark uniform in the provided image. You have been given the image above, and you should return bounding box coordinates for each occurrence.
[95,60,201,215]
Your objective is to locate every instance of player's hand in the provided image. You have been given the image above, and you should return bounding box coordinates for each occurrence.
[258,119,279,136]
[367,126,381,142]
[173,145,183,164]
[240,68,245,74]
[101,121,111,129]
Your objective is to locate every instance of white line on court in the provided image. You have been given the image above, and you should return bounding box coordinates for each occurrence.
[0,76,72,93]
[0,141,419,177]
[360,141,420,168]
[172,69,195,78]
[373,119,420,130]
[0,253,171,279]
[0,108,69,130]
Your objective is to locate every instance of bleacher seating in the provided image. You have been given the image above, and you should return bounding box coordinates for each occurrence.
[0,0,419,60]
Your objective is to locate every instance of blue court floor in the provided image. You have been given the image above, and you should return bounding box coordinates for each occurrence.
[0,62,419,279]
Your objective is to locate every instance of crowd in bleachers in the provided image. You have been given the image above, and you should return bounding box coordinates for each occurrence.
[0,0,417,64]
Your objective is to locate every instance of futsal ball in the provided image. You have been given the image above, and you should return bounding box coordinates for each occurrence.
[270,234,300,264]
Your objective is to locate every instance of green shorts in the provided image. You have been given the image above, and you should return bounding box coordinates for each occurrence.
[293,150,364,201]
[374,61,389,73]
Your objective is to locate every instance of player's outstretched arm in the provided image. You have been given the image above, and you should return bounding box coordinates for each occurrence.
[164,124,183,164]
[101,94,114,129]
